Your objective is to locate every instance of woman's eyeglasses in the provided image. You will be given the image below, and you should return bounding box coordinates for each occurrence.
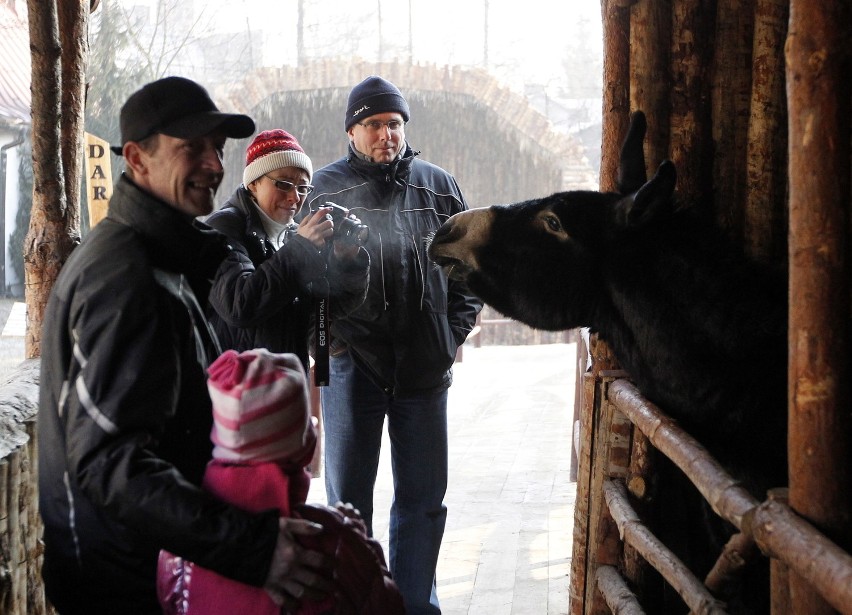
[265,176,314,196]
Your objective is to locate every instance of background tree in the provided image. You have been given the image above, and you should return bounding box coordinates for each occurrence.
[24,0,87,358]
[10,136,32,288]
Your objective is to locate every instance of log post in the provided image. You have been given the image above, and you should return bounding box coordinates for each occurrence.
[622,427,654,605]
[584,378,634,614]
[25,0,83,360]
[600,0,634,193]
[711,0,754,242]
[786,0,852,612]
[668,0,716,216]
[579,0,632,582]
[629,0,672,173]
[570,370,599,615]
[744,0,788,264]
[767,489,791,615]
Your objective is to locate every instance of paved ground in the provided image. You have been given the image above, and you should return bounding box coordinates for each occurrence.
[1,299,578,614]
[308,342,578,615]
[0,298,26,383]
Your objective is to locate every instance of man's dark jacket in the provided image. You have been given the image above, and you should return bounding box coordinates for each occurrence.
[205,185,369,373]
[38,176,280,615]
[306,144,483,396]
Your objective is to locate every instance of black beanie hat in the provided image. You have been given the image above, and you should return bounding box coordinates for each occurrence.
[344,76,410,132]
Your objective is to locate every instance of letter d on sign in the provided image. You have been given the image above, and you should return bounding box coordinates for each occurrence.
[84,132,113,228]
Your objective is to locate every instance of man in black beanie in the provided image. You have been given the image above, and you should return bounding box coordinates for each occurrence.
[307,75,483,615]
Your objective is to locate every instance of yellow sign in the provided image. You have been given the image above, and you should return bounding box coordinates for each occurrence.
[84,132,113,228]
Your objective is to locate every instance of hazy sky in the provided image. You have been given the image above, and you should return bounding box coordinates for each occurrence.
[196,0,603,93]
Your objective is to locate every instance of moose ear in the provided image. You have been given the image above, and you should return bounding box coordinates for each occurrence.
[617,111,648,195]
[625,160,677,226]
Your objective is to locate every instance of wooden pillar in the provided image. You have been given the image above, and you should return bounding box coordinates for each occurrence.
[668,0,717,215]
[786,1,852,613]
[711,0,754,242]
[744,0,788,264]
[569,369,598,615]
[629,0,672,173]
[574,3,633,610]
[25,0,86,360]
[599,0,633,193]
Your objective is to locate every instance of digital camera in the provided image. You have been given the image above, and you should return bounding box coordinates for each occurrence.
[318,202,369,247]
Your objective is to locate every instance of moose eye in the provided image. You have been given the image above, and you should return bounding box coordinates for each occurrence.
[544,214,562,233]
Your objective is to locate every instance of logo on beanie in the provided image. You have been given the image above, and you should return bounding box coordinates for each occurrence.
[352,105,370,118]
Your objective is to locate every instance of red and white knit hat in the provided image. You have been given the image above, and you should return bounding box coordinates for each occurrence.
[207,348,317,464]
[242,129,313,187]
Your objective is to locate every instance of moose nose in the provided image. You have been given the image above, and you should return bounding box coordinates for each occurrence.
[432,219,455,244]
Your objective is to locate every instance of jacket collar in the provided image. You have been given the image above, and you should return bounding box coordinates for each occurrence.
[225,184,272,240]
[346,143,419,185]
[110,174,230,282]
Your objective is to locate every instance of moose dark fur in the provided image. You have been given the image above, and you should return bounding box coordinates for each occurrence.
[428,112,787,613]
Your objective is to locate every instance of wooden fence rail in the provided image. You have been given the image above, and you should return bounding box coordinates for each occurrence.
[576,376,852,615]
[603,479,727,615]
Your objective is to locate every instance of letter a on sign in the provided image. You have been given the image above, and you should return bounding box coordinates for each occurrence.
[84,132,113,228]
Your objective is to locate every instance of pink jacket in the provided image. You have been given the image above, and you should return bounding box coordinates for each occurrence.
[157,459,333,615]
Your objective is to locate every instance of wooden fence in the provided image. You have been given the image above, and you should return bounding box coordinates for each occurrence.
[0,359,50,615]
[581,0,852,611]
[570,342,852,614]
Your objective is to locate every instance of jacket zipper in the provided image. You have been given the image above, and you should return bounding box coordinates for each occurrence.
[378,231,388,309]
[412,234,426,309]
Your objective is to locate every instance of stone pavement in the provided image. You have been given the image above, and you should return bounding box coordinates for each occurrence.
[308,342,578,615]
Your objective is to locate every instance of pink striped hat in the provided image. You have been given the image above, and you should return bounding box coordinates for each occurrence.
[207,348,316,464]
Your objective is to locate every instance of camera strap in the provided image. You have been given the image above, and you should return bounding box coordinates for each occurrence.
[313,294,330,387]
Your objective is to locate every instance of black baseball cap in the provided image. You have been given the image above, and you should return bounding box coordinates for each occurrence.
[111,76,255,155]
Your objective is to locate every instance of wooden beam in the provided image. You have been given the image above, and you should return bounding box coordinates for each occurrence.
[607,379,759,529]
[596,564,645,614]
[745,499,852,614]
[603,479,728,615]
[786,0,852,611]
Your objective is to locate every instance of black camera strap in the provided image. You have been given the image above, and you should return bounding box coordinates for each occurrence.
[313,292,330,387]
[314,296,329,387]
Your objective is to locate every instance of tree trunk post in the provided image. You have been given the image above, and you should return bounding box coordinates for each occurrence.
[629,0,672,174]
[599,0,633,193]
[786,0,852,613]
[744,0,788,264]
[668,0,716,216]
[710,0,754,243]
[25,0,84,360]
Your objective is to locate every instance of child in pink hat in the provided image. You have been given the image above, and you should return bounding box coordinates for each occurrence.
[156,349,404,615]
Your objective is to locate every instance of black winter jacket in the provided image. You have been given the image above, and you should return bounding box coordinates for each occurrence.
[307,144,483,396]
[205,185,369,373]
[38,176,280,615]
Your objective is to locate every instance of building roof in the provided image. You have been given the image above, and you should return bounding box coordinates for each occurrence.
[0,2,31,126]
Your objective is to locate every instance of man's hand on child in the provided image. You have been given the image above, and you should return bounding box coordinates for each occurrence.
[263,517,335,611]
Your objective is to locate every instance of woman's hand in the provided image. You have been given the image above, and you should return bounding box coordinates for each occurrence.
[297,207,334,250]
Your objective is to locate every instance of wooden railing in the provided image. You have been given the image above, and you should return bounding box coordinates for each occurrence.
[570,369,852,614]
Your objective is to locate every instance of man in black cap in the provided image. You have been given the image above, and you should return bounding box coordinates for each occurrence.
[306,75,483,615]
[38,76,334,614]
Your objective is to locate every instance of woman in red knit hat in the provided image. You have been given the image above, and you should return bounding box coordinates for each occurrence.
[205,129,369,376]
